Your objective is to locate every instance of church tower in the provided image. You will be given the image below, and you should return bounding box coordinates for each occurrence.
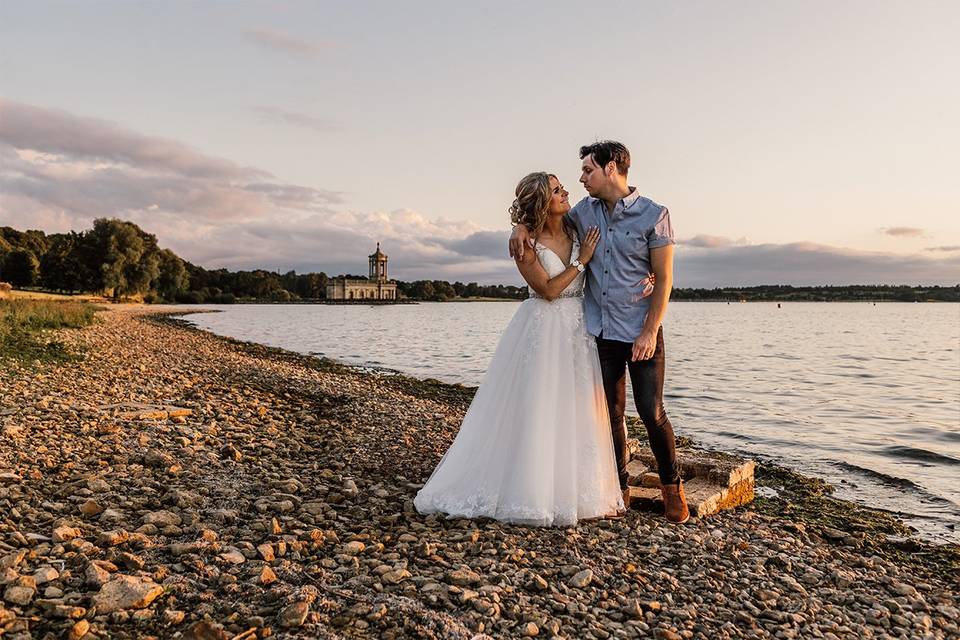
[326,242,396,301]
[369,243,388,283]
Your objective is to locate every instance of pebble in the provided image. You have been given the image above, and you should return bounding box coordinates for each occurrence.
[0,308,954,640]
[568,569,593,589]
[91,575,164,614]
[447,568,482,586]
[278,601,310,628]
[342,541,366,555]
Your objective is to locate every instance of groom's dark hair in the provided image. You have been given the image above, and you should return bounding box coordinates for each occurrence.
[579,140,630,176]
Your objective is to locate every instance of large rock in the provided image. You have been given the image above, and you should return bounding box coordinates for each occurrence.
[142,510,182,527]
[568,569,593,589]
[91,575,164,614]
[625,441,755,517]
[52,526,83,543]
[4,581,35,606]
[278,601,309,628]
[446,568,481,586]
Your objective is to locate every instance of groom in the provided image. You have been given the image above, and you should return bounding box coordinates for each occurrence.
[510,140,689,524]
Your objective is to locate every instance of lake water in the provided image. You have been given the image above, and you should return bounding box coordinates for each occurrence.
[184,302,960,544]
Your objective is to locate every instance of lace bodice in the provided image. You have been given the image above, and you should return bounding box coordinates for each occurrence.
[529,239,585,299]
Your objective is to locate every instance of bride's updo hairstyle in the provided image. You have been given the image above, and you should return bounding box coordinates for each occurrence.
[509,172,555,236]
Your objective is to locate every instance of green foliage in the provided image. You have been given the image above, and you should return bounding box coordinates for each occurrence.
[154,249,188,301]
[0,249,40,287]
[0,299,99,365]
[396,279,526,301]
[40,232,93,292]
[0,227,49,257]
[86,218,162,298]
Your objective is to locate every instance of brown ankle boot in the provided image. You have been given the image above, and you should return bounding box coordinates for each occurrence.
[661,480,690,524]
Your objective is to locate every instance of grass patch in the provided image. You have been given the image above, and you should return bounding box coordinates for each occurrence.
[0,299,100,365]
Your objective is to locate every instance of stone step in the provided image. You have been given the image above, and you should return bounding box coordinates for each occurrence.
[626,486,662,508]
[626,439,755,488]
[627,477,756,518]
[625,438,756,518]
[684,477,755,518]
[626,460,661,488]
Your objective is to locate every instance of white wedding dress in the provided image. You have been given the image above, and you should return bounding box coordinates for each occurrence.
[414,239,624,526]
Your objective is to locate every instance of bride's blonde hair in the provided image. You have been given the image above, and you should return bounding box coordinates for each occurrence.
[509,172,574,240]
[509,172,555,237]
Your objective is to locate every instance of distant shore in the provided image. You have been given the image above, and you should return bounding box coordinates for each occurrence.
[5,283,959,305]
[1,306,957,638]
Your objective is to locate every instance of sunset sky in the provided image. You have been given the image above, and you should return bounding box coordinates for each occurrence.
[2,1,958,286]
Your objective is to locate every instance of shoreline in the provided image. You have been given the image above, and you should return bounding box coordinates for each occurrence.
[1,306,957,639]
[161,311,959,562]
[174,306,959,546]
[8,289,959,305]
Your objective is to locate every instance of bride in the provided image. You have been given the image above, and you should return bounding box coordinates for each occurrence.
[414,172,624,526]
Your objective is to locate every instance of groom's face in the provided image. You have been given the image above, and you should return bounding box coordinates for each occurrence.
[579,155,610,198]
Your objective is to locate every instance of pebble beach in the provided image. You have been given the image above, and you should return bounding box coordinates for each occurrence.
[1,306,957,639]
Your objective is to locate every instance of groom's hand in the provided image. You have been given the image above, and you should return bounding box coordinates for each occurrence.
[631,330,657,361]
[509,225,534,260]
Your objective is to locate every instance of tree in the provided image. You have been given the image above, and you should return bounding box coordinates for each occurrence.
[293,272,328,299]
[86,219,161,298]
[0,227,49,258]
[0,235,11,267]
[413,281,435,300]
[1,249,40,287]
[431,280,456,301]
[154,249,189,301]
[40,232,91,292]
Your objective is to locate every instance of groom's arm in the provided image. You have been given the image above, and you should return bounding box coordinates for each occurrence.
[508,225,534,259]
[631,245,674,361]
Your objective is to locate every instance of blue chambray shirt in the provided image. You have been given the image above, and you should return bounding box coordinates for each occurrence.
[566,188,675,342]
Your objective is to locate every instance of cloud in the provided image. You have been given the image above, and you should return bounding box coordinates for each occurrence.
[676,238,960,287]
[252,106,336,132]
[882,227,925,238]
[438,231,510,259]
[3,99,957,286]
[243,28,328,57]
[0,98,341,222]
[925,245,960,252]
[679,234,748,248]
[143,209,513,282]
[0,99,265,180]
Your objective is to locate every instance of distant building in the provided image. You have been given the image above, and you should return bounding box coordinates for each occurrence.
[325,243,399,301]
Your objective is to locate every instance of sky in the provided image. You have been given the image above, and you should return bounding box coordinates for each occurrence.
[1,0,958,286]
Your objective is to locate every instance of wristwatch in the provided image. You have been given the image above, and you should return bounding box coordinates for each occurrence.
[570,259,585,273]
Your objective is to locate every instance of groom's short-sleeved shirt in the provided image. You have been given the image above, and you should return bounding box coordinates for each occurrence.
[566,188,674,342]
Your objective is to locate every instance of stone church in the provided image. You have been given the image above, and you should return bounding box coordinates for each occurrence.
[325,243,399,301]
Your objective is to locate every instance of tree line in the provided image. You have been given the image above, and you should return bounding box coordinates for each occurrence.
[0,220,526,303]
[2,221,954,303]
[671,284,958,302]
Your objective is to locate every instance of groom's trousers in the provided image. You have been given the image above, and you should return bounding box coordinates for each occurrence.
[596,327,681,488]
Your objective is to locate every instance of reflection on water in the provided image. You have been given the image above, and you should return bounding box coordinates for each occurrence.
[186,301,960,543]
